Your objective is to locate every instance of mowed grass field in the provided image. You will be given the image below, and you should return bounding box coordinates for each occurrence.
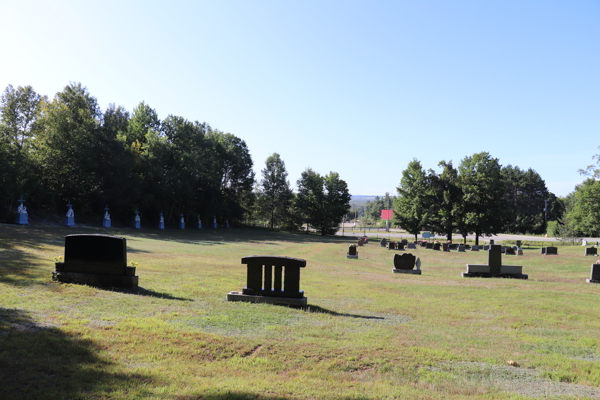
[1,225,600,400]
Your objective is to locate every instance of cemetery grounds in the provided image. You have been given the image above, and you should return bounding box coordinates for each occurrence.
[1,225,599,400]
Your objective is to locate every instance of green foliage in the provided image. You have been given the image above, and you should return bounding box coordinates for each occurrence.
[393,159,432,241]
[458,152,506,244]
[546,220,558,237]
[256,153,294,230]
[295,169,351,235]
[429,160,462,241]
[0,83,255,225]
[502,165,549,234]
[578,145,600,179]
[565,178,600,237]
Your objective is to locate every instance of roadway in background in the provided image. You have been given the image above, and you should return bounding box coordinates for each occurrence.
[337,224,600,244]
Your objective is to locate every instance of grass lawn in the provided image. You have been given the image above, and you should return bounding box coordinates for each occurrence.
[1,225,599,400]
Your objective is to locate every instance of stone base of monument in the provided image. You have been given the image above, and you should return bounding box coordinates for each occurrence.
[392,268,421,275]
[226,291,307,307]
[462,264,528,279]
[586,279,600,284]
[346,254,359,259]
[52,269,139,287]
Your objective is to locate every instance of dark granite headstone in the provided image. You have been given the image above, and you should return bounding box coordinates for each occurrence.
[449,244,458,250]
[241,256,306,298]
[407,243,417,249]
[471,245,479,251]
[588,264,600,283]
[401,239,408,246]
[442,243,449,252]
[433,243,440,250]
[505,247,516,255]
[53,234,138,287]
[457,244,465,252]
[488,245,502,274]
[540,247,546,254]
[348,245,357,256]
[483,245,490,250]
[426,242,434,249]
[584,247,597,256]
[544,246,558,255]
[489,240,495,245]
[380,238,388,247]
[516,240,522,247]
[397,243,405,251]
[393,253,416,270]
[419,242,427,247]
[357,238,365,246]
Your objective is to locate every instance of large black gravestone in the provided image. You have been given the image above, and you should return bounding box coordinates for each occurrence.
[587,264,600,284]
[432,243,441,250]
[393,253,420,275]
[426,242,434,249]
[463,245,526,279]
[584,247,597,256]
[53,234,138,287]
[227,256,307,306]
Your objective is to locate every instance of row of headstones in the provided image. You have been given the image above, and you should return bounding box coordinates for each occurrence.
[14,200,229,229]
[51,234,600,306]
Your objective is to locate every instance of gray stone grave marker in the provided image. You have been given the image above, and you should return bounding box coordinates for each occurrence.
[407,243,417,249]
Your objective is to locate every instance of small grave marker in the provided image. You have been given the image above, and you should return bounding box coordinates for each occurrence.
[407,243,417,249]
[584,247,597,256]
[133,210,141,229]
[347,245,358,259]
[380,238,388,247]
[392,253,421,275]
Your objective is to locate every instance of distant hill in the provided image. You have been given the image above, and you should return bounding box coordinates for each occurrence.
[349,195,381,207]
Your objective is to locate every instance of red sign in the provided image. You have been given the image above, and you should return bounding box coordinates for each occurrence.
[380,209,393,220]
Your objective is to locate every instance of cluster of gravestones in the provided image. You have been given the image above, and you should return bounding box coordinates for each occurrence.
[51,230,600,309]
[52,233,310,307]
[13,198,228,229]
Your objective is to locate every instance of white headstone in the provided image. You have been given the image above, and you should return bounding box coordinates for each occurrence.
[416,257,421,271]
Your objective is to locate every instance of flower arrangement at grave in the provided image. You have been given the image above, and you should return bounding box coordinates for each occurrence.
[129,261,139,267]
[52,256,64,262]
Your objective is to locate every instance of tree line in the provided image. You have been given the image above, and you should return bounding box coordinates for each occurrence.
[0,83,351,233]
[393,151,600,243]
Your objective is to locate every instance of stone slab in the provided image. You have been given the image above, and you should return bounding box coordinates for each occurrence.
[346,254,359,259]
[462,271,528,279]
[465,264,523,274]
[393,269,422,275]
[52,271,138,287]
[226,291,307,307]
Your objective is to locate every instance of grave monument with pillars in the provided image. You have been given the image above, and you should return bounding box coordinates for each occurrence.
[227,256,308,307]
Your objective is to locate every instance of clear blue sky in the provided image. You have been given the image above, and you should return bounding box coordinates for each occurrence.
[2,0,598,197]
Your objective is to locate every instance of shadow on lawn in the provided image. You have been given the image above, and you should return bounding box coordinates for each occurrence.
[107,286,193,301]
[305,305,385,320]
[0,308,158,399]
[180,392,375,400]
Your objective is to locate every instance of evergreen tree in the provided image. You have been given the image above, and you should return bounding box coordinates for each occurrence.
[257,153,293,230]
[393,159,432,242]
[458,152,506,245]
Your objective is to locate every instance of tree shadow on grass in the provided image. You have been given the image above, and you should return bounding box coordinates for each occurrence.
[304,304,385,320]
[0,308,158,400]
[176,391,375,400]
[106,286,194,301]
